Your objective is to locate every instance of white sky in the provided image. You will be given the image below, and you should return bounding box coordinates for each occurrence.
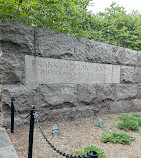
[87,0,141,14]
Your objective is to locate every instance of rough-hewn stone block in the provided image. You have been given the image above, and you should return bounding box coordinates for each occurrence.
[137,51,141,66]
[136,67,141,83]
[115,48,138,66]
[77,84,97,103]
[2,84,78,112]
[109,100,131,113]
[0,22,34,53]
[0,22,34,84]
[116,84,138,100]
[95,84,116,101]
[137,83,141,98]
[39,84,78,107]
[0,53,25,84]
[86,40,114,64]
[73,37,87,61]
[121,66,137,83]
[35,27,75,59]
[130,99,141,111]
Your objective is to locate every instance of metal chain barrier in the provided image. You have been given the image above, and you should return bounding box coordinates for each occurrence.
[34,116,89,158]
[10,102,98,158]
[14,108,30,119]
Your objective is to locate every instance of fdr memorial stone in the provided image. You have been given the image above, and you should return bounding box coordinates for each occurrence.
[25,55,120,84]
[1,22,141,127]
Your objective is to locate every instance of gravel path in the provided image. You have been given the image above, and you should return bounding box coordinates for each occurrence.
[8,112,141,158]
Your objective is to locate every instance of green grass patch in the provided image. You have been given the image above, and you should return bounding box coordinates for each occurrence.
[117,114,141,131]
[74,145,106,158]
[101,131,135,145]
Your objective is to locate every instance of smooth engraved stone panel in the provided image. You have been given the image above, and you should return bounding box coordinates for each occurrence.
[25,55,120,84]
[25,55,37,84]
[112,65,121,83]
[105,64,112,83]
[35,57,70,84]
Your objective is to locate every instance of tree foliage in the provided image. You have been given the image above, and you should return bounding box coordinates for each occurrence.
[0,1,141,51]
[91,3,141,51]
[0,0,91,36]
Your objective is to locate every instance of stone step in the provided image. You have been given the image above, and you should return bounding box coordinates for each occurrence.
[0,128,19,158]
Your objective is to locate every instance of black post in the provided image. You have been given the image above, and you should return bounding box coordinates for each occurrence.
[11,97,15,133]
[28,105,35,158]
[87,151,98,158]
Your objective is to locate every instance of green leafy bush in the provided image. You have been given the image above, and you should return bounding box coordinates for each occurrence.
[74,145,106,158]
[0,0,91,35]
[101,132,135,145]
[132,114,141,118]
[118,120,139,131]
[131,114,141,126]
[118,114,141,131]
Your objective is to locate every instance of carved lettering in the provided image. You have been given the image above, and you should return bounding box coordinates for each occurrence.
[25,55,120,84]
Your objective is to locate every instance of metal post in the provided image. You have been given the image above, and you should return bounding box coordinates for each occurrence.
[28,105,35,158]
[87,151,98,158]
[11,97,15,133]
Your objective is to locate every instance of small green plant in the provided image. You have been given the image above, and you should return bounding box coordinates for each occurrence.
[101,131,135,145]
[118,119,139,131]
[74,145,106,158]
[132,114,141,118]
[117,114,141,131]
[132,114,141,126]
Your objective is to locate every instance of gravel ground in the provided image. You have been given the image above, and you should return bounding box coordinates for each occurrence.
[8,112,141,158]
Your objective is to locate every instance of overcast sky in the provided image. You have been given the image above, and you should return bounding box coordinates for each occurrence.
[87,0,141,14]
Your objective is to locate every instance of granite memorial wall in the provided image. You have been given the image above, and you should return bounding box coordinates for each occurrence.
[1,22,141,127]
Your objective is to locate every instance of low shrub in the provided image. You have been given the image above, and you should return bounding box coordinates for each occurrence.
[132,114,141,126]
[101,131,135,145]
[117,119,139,131]
[74,145,106,158]
[117,114,141,131]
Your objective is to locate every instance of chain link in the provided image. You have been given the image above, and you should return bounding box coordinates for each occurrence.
[15,108,30,119]
[34,116,88,158]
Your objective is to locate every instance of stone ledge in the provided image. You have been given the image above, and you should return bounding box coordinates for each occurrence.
[0,128,19,158]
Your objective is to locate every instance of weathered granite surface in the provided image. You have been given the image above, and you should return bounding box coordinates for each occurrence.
[2,83,140,127]
[116,84,138,100]
[1,22,141,127]
[0,98,1,113]
[0,22,34,84]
